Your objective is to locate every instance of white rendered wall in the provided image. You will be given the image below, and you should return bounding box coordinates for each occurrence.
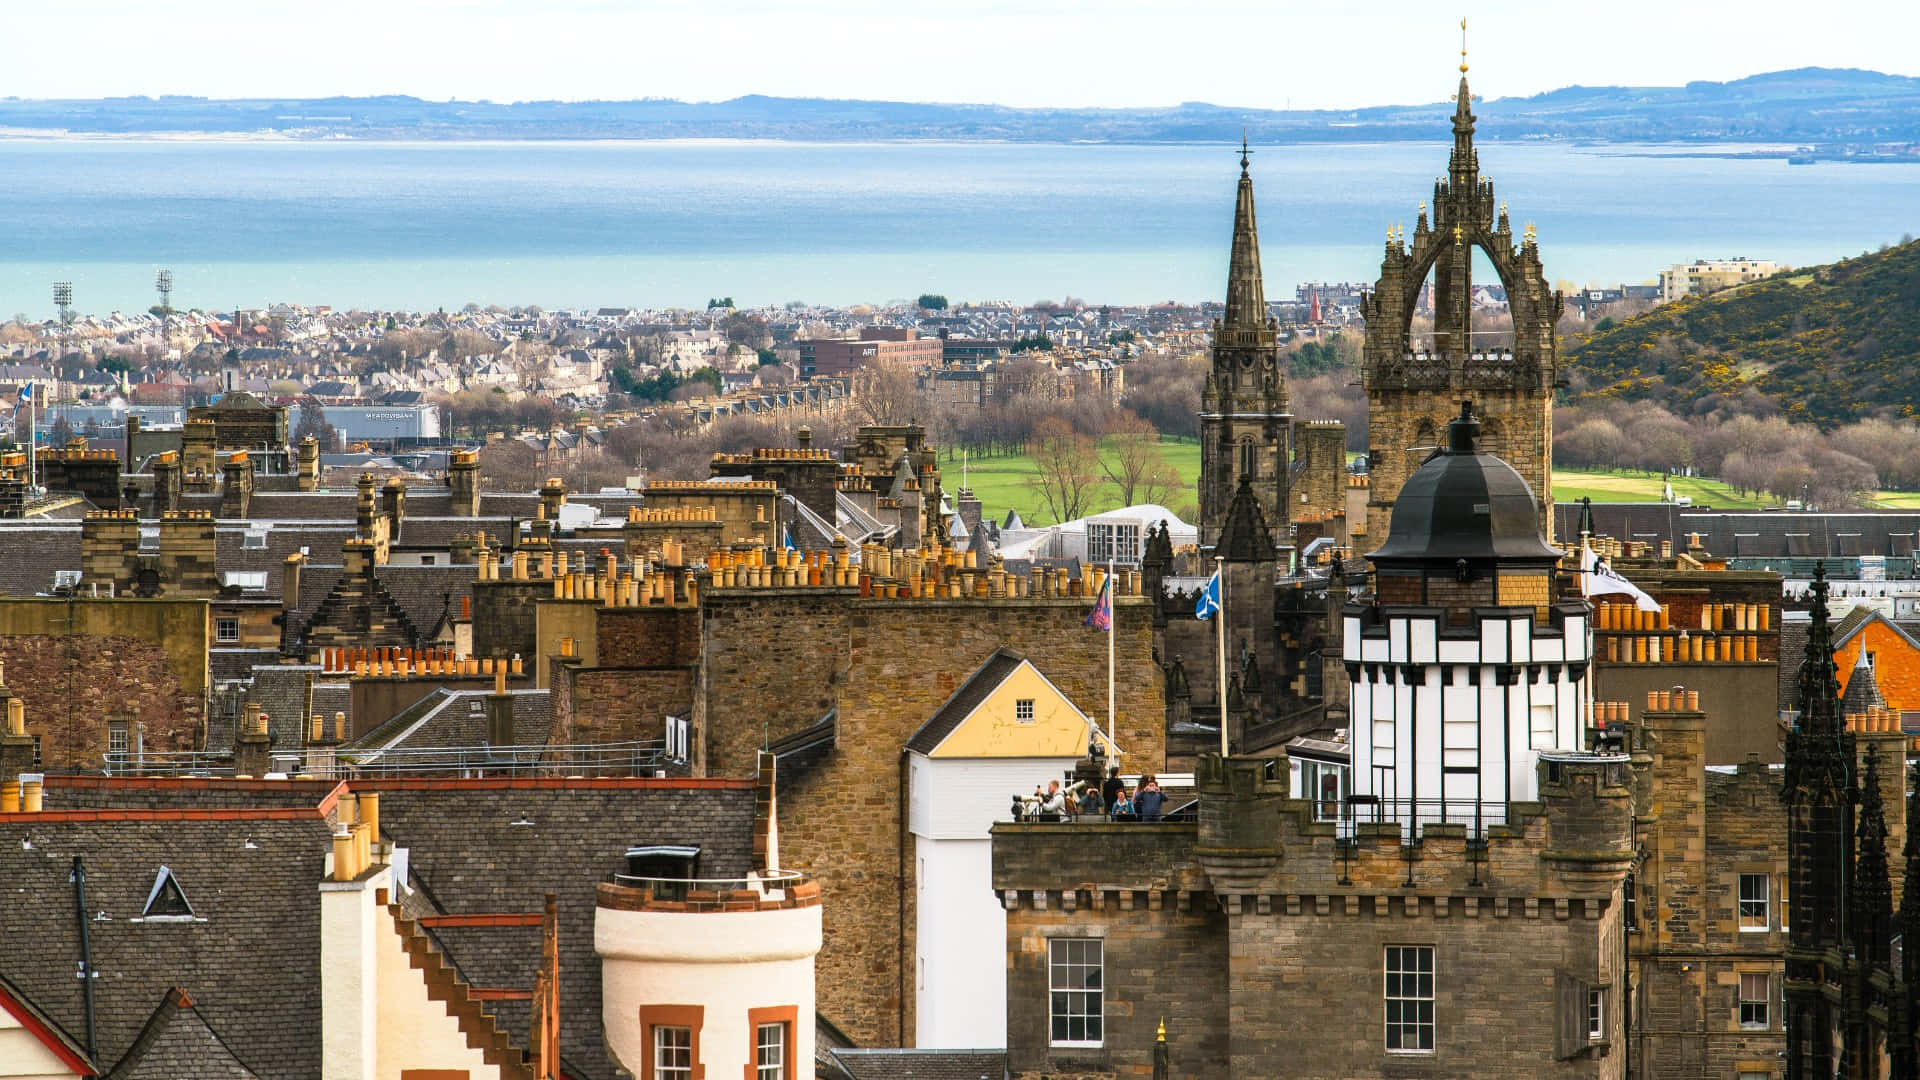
[0,1008,80,1080]
[1346,609,1590,828]
[909,755,1076,1049]
[915,835,1007,1048]
[320,861,499,1080]
[596,904,821,1080]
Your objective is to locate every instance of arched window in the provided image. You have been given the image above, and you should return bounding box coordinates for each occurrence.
[1239,438,1256,480]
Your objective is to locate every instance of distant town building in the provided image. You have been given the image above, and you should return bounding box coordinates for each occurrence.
[797,328,942,377]
[1659,257,1790,303]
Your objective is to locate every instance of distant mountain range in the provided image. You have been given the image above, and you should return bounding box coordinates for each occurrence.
[2,68,1918,144]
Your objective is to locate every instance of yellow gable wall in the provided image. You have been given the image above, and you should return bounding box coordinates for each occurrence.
[929,662,1093,758]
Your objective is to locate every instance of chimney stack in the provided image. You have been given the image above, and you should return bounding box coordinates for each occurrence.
[220,449,254,519]
[487,665,515,747]
[448,449,481,517]
[235,703,273,777]
[0,665,38,783]
[296,435,321,491]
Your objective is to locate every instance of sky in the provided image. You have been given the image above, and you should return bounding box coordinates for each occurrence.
[8,0,1918,110]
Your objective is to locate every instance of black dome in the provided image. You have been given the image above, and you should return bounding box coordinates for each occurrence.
[1368,404,1562,565]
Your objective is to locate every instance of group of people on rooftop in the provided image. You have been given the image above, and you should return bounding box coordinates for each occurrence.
[1027,767,1165,822]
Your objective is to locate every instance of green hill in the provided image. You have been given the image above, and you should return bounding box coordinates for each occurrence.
[1564,239,1920,426]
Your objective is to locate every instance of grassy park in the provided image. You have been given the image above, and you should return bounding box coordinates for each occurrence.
[949,445,1861,527]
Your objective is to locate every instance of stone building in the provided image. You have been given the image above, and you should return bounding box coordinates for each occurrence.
[1198,145,1291,552]
[995,404,1633,1079]
[1361,63,1562,543]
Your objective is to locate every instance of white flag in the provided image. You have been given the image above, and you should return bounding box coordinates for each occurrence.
[1581,542,1659,612]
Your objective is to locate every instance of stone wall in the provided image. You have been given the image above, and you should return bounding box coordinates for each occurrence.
[471,578,545,662]
[698,589,852,779]
[0,598,209,769]
[598,606,703,669]
[551,665,695,746]
[784,596,1166,1047]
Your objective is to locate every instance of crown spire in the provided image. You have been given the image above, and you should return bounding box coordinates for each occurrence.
[1223,138,1267,330]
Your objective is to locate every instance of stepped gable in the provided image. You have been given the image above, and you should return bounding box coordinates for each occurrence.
[375,781,761,1080]
[0,817,334,1078]
[372,564,474,643]
[107,988,261,1079]
[302,554,420,651]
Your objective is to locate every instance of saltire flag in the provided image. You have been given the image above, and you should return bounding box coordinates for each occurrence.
[1194,571,1221,620]
[15,384,29,403]
[1084,575,1113,630]
[1580,542,1660,612]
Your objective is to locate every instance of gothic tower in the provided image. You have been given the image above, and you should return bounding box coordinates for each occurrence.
[1783,563,1855,1080]
[1360,48,1562,543]
[1200,144,1290,552]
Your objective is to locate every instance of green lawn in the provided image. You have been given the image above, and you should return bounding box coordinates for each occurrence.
[1550,469,1767,510]
[952,448,1809,528]
[950,439,1202,527]
[1870,490,1920,508]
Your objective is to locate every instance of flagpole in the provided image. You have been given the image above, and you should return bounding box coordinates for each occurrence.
[1106,559,1115,751]
[1215,554,1228,758]
[26,387,34,492]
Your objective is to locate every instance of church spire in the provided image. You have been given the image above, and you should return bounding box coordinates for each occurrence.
[1449,18,1478,183]
[1224,135,1267,331]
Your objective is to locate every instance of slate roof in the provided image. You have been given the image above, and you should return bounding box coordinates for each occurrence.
[372,564,473,640]
[1779,613,1811,710]
[210,648,280,683]
[905,648,1025,756]
[107,988,261,1079]
[241,665,320,752]
[10,776,765,1080]
[1553,503,1920,560]
[0,524,83,596]
[1842,650,1890,713]
[374,782,760,1080]
[825,1049,1009,1080]
[0,817,334,1078]
[344,688,553,753]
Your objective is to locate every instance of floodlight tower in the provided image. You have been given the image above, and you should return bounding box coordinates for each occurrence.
[155,269,173,315]
[52,281,73,329]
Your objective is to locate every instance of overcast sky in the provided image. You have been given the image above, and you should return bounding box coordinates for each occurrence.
[10,0,1915,109]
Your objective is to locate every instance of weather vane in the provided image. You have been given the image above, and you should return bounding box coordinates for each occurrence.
[1239,129,1252,171]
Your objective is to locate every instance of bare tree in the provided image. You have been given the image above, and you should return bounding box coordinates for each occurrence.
[1027,417,1100,524]
[1099,412,1180,507]
[849,363,924,426]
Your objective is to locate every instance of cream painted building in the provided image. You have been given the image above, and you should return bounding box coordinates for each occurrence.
[1658,257,1790,303]
[905,648,1108,1048]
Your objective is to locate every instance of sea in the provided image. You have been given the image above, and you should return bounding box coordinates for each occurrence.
[0,137,1913,315]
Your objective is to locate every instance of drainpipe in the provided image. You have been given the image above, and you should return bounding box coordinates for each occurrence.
[69,856,97,1063]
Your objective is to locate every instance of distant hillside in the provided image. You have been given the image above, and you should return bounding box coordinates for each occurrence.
[3,67,1918,143]
[1564,239,1920,426]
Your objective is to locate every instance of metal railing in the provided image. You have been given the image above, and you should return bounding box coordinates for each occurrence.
[605,870,811,904]
[101,740,679,778]
[102,750,236,777]
[296,740,678,778]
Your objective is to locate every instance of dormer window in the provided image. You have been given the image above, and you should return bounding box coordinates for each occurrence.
[140,866,195,921]
[625,845,699,901]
